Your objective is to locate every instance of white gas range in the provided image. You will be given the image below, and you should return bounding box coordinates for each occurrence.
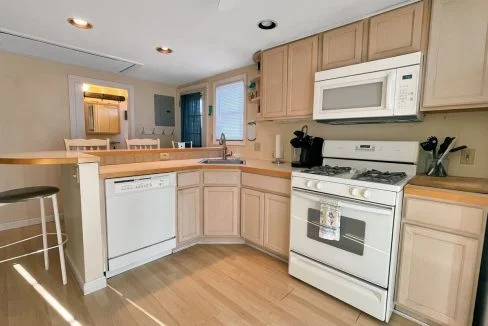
[289,140,419,322]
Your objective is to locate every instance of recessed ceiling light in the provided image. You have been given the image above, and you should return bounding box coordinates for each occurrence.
[258,19,277,30]
[67,17,93,29]
[156,47,173,54]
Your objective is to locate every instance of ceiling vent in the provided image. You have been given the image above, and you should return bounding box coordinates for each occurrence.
[0,30,143,74]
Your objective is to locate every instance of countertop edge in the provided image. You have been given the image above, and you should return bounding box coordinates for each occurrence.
[99,162,292,180]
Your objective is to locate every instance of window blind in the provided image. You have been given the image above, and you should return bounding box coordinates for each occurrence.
[215,80,244,141]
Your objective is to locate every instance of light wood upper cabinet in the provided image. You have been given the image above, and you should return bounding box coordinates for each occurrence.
[263,193,290,256]
[286,36,318,117]
[423,0,488,110]
[241,188,264,245]
[261,45,288,118]
[203,186,240,236]
[368,2,424,61]
[85,103,120,135]
[397,224,479,326]
[177,187,201,243]
[320,21,364,70]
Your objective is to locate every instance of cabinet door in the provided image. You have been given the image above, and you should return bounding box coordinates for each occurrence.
[320,21,364,70]
[203,187,240,236]
[423,0,488,109]
[263,193,290,256]
[368,2,424,61]
[108,107,120,134]
[286,36,318,117]
[95,105,110,133]
[261,45,288,118]
[177,187,201,243]
[241,188,264,245]
[397,224,479,326]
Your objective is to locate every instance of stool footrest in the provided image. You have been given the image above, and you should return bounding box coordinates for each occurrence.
[0,233,68,264]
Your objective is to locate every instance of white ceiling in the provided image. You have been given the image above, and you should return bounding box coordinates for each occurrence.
[0,0,413,86]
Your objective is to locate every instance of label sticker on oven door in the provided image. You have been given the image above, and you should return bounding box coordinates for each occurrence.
[319,201,341,241]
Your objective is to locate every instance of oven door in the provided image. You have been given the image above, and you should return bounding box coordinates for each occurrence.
[290,188,395,288]
[313,69,397,120]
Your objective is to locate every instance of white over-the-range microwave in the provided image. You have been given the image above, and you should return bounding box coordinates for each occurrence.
[313,52,423,124]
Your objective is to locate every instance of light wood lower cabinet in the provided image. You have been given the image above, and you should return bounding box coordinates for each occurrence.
[397,224,479,326]
[177,187,201,243]
[397,188,488,326]
[203,186,240,236]
[263,193,290,256]
[241,188,290,257]
[241,188,264,245]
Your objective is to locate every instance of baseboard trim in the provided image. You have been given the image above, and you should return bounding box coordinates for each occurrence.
[198,237,246,244]
[393,309,428,326]
[66,250,107,296]
[0,214,62,232]
[245,242,288,263]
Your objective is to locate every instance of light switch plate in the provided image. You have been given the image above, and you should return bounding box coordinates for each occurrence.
[254,142,261,151]
[460,148,475,165]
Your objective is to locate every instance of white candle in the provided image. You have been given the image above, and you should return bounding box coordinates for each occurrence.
[275,134,282,159]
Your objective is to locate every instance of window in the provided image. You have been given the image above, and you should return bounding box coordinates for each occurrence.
[214,74,246,144]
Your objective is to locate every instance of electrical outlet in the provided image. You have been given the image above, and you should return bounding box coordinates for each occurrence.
[460,148,475,165]
[160,153,170,160]
[254,142,261,151]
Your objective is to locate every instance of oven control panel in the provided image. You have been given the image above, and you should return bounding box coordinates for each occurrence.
[292,177,398,206]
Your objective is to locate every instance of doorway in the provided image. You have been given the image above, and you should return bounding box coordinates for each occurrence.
[68,75,135,149]
[180,92,203,147]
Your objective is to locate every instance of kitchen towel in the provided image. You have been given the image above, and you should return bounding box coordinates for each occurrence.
[319,201,341,241]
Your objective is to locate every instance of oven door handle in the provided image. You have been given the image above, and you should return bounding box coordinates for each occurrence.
[292,188,393,216]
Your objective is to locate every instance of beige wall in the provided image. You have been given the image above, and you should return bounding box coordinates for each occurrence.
[179,65,488,179]
[0,51,176,225]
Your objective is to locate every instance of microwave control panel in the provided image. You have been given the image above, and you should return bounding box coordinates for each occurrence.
[395,65,420,115]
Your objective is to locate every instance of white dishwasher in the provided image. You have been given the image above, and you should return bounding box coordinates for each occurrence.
[105,173,176,277]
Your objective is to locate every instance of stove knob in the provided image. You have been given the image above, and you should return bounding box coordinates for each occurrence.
[361,189,371,199]
[316,182,325,190]
[350,187,360,197]
[306,180,315,188]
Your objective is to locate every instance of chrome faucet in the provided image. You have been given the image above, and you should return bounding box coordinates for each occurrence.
[219,133,232,159]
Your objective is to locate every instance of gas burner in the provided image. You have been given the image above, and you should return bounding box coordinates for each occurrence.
[301,165,352,176]
[352,169,407,185]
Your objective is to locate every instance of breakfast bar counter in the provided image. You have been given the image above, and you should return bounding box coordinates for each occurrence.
[0,150,100,165]
[99,158,292,179]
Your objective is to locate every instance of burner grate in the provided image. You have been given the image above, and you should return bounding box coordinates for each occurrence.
[300,165,352,176]
[352,169,407,185]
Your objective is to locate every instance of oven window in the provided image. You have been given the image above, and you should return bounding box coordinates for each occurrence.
[307,208,365,256]
[322,82,383,111]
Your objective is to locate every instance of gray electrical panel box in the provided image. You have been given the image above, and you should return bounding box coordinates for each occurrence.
[154,94,175,126]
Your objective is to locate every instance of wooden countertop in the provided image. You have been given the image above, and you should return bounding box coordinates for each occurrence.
[408,175,488,194]
[0,151,100,165]
[99,159,292,179]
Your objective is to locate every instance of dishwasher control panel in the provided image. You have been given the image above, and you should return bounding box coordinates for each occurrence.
[113,176,173,194]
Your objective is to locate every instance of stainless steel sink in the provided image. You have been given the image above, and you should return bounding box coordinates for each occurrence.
[199,158,245,165]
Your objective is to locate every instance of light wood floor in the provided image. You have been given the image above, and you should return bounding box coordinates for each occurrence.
[0,224,416,326]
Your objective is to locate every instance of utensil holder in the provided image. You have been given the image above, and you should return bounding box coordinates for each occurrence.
[426,156,449,177]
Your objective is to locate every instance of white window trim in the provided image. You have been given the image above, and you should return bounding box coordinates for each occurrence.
[213,73,247,146]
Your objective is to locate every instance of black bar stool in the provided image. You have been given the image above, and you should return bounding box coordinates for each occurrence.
[0,186,67,284]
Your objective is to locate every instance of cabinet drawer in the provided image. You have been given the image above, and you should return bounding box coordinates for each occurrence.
[177,171,200,188]
[203,171,240,186]
[242,173,290,196]
[404,196,485,236]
